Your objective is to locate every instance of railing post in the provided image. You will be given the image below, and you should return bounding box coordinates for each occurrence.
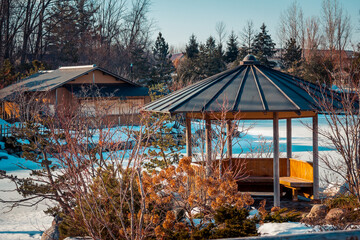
[226,120,232,169]
[287,118,292,176]
[313,114,319,200]
[186,115,192,158]
[205,115,212,177]
[273,112,280,207]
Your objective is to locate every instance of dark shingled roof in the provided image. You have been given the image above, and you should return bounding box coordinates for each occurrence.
[0,65,141,100]
[143,55,344,114]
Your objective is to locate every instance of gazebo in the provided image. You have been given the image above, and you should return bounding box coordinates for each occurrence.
[142,55,339,207]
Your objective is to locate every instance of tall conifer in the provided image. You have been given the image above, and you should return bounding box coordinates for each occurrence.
[225,31,239,63]
[252,23,276,67]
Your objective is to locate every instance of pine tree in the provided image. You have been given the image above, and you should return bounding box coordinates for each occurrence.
[46,0,97,65]
[149,32,174,85]
[0,59,18,89]
[252,23,276,67]
[198,36,226,78]
[282,38,302,69]
[129,46,151,82]
[185,34,199,59]
[224,31,239,63]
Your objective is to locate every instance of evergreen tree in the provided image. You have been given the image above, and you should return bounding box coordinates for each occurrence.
[46,0,97,64]
[224,31,239,63]
[252,23,276,67]
[185,34,199,59]
[129,46,151,82]
[198,36,226,78]
[283,38,302,69]
[149,32,174,85]
[0,59,18,89]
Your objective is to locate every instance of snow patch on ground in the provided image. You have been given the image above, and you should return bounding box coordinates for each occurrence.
[0,171,53,240]
[0,115,344,238]
[258,222,313,236]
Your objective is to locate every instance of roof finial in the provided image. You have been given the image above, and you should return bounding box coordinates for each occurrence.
[240,54,259,65]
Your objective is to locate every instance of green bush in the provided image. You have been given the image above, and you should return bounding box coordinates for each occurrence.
[325,194,360,211]
[191,205,258,239]
[264,208,301,223]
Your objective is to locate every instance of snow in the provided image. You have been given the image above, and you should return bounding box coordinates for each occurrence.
[0,115,346,238]
[0,171,53,240]
[258,222,314,236]
[248,208,260,219]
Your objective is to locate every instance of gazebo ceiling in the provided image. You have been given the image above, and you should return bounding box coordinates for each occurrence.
[143,55,343,119]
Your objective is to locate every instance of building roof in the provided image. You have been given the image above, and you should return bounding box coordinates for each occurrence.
[143,55,345,115]
[0,65,140,100]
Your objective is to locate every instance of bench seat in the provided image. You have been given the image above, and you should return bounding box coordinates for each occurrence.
[279,177,313,188]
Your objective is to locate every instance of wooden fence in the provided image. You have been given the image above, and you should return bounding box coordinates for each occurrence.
[0,124,13,138]
[0,124,46,138]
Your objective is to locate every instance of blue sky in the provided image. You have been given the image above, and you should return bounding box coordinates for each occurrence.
[148,0,360,50]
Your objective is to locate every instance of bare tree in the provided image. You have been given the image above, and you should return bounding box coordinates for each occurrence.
[303,64,360,202]
[278,1,305,56]
[215,21,227,47]
[335,7,351,73]
[241,20,255,54]
[305,16,322,53]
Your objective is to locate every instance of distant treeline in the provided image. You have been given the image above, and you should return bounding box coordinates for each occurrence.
[0,0,358,89]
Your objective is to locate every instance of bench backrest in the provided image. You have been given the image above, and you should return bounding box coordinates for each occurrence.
[289,158,313,181]
[194,158,313,181]
[219,158,288,177]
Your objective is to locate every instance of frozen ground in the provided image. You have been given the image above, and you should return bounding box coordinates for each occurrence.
[0,171,52,240]
[0,115,342,239]
[259,222,314,236]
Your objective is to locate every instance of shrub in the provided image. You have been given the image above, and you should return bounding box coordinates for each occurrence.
[325,194,360,211]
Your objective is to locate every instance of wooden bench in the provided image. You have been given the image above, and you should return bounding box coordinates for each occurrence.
[279,177,313,201]
[223,158,314,200]
[193,158,314,201]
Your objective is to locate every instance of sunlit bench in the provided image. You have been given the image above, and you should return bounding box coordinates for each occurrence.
[225,158,314,201]
[192,158,314,201]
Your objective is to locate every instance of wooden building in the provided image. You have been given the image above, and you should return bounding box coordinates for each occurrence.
[0,65,150,124]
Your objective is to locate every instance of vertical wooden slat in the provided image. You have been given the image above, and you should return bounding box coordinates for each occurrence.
[287,118,292,176]
[273,112,280,207]
[205,115,212,177]
[313,114,319,200]
[226,120,232,169]
[186,115,192,157]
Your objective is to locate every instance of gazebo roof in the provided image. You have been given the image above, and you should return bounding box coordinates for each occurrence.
[143,55,343,119]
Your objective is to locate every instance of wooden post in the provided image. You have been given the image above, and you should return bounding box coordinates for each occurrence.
[226,120,232,170]
[286,118,292,177]
[205,115,212,177]
[186,115,192,157]
[273,112,280,207]
[313,114,319,200]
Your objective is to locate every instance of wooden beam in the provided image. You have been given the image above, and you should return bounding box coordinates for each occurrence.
[286,118,292,177]
[226,120,232,169]
[313,114,319,200]
[187,111,317,120]
[273,112,280,207]
[205,115,212,177]
[186,116,192,157]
